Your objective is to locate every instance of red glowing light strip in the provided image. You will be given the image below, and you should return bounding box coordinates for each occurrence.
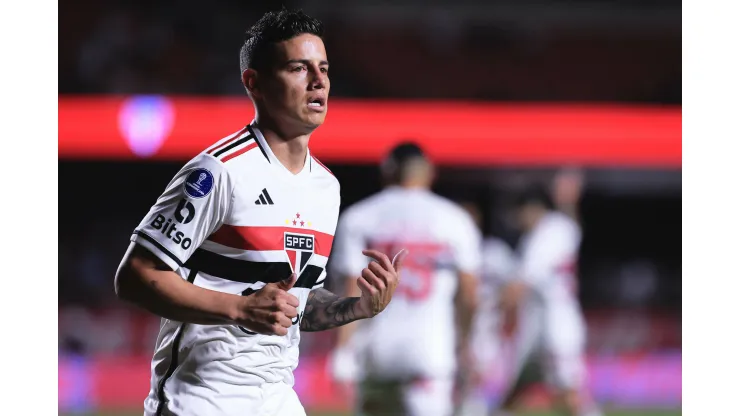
[58,96,681,167]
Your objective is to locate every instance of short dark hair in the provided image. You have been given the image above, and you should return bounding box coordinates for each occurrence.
[239,9,324,74]
[384,142,426,167]
[515,185,554,210]
[381,141,430,183]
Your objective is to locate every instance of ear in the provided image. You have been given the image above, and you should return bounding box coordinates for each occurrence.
[242,68,261,99]
[427,162,437,185]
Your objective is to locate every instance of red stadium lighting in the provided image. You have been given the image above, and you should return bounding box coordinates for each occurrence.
[58,96,681,167]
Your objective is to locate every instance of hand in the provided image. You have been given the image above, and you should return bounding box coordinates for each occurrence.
[355,248,408,319]
[234,274,299,336]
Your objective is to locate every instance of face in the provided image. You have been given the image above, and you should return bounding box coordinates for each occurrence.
[246,33,330,134]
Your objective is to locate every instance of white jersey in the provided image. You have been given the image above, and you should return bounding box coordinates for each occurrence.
[516,211,581,307]
[470,238,517,371]
[481,237,517,296]
[130,122,340,416]
[331,187,481,379]
[510,212,587,389]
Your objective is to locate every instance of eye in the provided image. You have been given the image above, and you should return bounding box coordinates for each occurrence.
[320,67,329,74]
[290,66,306,72]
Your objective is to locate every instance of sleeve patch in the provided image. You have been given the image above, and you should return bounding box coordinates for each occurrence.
[184,168,214,198]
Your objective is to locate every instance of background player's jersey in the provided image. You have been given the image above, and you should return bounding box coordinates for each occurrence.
[516,211,581,307]
[130,122,340,416]
[470,238,517,372]
[509,211,587,389]
[331,187,482,379]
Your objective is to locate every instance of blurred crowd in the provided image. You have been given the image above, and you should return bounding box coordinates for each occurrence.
[59,0,680,102]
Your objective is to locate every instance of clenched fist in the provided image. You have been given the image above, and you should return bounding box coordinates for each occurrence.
[355,249,408,319]
[234,274,300,336]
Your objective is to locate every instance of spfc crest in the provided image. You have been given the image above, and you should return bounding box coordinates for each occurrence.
[284,232,314,274]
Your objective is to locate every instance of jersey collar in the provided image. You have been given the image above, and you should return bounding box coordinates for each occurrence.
[248,121,312,178]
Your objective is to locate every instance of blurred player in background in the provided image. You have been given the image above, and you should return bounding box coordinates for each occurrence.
[493,185,601,416]
[551,167,585,222]
[328,142,482,416]
[456,202,518,416]
[114,9,406,416]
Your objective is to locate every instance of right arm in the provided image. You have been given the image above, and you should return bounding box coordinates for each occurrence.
[115,242,245,325]
[115,243,298,334]
[115,155,298,335]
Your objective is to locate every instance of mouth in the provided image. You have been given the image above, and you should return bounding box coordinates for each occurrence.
[307,97,327,111]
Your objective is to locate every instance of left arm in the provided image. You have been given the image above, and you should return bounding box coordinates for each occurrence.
[301,248,408,332]
[300,288,363,332]
[449,211,483,350]
[454,271,479,350]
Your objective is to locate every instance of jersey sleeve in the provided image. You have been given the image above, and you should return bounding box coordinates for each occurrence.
[449,211,483,276]
[131,154,233,271]
[329,208,368,279]
[518,219,580,288]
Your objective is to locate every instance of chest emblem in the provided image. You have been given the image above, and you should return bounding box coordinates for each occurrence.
[284,213,314,274]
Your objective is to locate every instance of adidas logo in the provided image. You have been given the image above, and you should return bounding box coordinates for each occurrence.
[254,188,274,205]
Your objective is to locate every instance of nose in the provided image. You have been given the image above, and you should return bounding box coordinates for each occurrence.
[308,67,327,91]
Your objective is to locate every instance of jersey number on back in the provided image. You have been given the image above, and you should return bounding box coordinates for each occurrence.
[371,242,446,301]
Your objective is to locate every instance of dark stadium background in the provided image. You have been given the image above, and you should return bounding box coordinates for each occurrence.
[58,1,681,415]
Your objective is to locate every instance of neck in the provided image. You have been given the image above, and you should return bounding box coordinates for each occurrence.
[255,115,311,175]
[393,179,430,190]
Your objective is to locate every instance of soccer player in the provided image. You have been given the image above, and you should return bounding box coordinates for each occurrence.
[456,202,518,416]
[328,143,482,416]
[493,186,601,416]
[114,9,406,416]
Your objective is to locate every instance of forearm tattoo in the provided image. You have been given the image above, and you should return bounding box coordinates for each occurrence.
[300,288,361,332]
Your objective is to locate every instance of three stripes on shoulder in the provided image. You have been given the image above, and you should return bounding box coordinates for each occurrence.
[206,128,262,163]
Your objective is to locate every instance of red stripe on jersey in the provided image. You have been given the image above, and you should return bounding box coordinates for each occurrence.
[209,225,334,257]
[206,127,248,155]
[221,141,257,163]
[311,156,334,176]
[555,259,577,275]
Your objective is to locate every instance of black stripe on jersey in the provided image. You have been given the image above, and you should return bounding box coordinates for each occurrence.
[212,135,254,158]
[312,277,326,288]
[133,230,184,267]
[295,265,323,288]
[155,269,197,416]
[247,124,270,162]
[184,248,323,288]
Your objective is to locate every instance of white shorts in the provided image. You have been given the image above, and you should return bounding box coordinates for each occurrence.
[511,303,586,390]
[357,376,454,416]
[148,381,305,416]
